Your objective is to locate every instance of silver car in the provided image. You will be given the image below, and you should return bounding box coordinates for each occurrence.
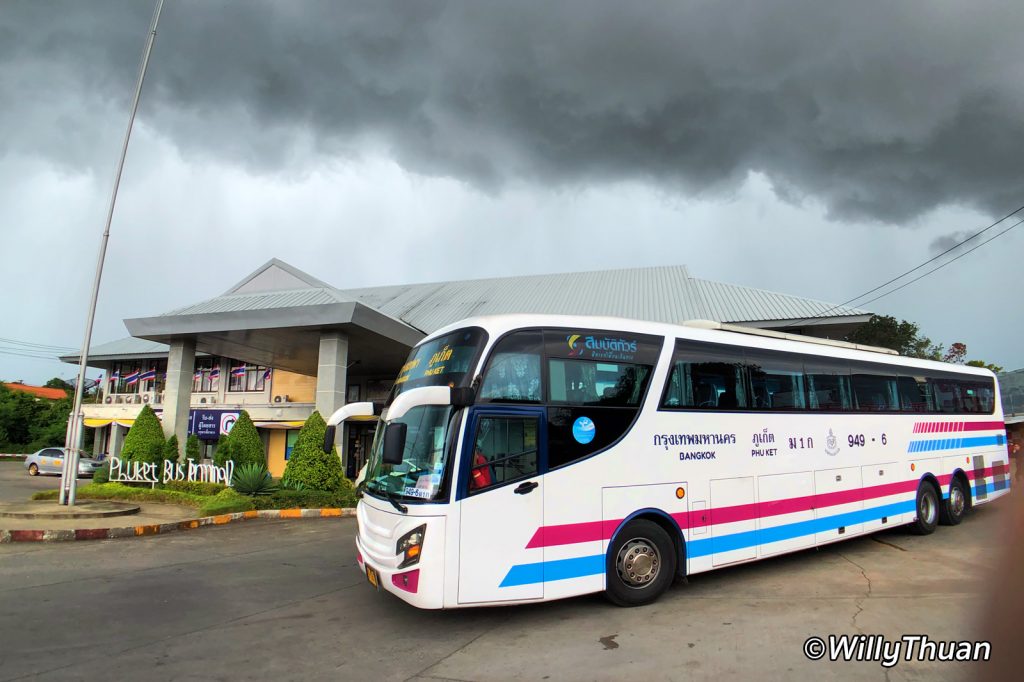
[24,448,103,477]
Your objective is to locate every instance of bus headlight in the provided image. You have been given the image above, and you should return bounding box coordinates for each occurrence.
[396,524,426,568]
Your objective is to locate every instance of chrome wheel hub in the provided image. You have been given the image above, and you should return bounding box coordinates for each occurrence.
[920,492,936,524]
[950,487,965,517]
[616,538,661,589]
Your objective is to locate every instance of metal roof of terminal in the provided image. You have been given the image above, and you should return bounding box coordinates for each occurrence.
[338,265,869,333]
[69,261,871,361]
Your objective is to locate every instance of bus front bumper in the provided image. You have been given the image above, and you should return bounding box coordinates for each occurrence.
[354,504,447,610]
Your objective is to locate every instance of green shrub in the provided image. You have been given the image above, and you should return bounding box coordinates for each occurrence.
[279,476,306,491]
[185,434,201,463]
[32,482,205,507]
[232,463,278,496]
[282,411,345,493]
[213,434,233,466]
[120,405,167,466]
[250,485,357,510]
[222,411,264,468]
[164,434,181,464]
[92,460,111,484]
[164,480,226,496]
[198,488,255,516]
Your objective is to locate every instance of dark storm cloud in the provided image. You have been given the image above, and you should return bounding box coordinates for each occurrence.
[4,0,1024,223]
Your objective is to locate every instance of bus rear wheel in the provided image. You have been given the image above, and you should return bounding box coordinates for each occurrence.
[939,477,967,526]
[605,519,676,607]
[910,482,939,535]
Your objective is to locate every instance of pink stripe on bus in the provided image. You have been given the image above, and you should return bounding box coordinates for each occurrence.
[525,463,1009,549]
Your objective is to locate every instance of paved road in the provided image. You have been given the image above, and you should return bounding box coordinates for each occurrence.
[0,499,1014,681]
[0,461,64,503]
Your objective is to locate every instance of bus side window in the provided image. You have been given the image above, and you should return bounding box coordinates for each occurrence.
[804,357,852,411]
[479,331,543,403]
[850,363,899,412]
[660,340,746,410]
[469,416,539,494]
[744,349,806,411]
[929,377,962,413]
[897,375,929,412]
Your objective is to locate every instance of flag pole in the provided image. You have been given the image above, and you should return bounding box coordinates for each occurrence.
[60,0,165,505]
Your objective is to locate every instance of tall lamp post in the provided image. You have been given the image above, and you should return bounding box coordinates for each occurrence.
[59,0,165,504]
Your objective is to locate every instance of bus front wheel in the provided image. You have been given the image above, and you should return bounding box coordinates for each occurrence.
[910,482,939,535]
[605,519,676,607]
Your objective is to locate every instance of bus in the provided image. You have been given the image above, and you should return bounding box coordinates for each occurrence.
[324,314,1010,609]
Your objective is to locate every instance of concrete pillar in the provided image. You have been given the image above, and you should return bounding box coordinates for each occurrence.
[110,423,125,458]
[93,426,105,457]
[163,337,196,455]
[316,330,349,420]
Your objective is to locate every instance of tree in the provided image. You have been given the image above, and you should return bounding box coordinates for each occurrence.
[43,377,73,391]
[845,315,942,359]
[966,359,1004,373]
[213,434,233,467]
[943,342,968,364]
[185,434,202,463]
[220,410,265,468]
[164,434,181,464]
[282,411,345,492]
[120,404,166,466]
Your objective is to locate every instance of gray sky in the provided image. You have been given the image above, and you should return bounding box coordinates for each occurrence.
[2,0,1022,384]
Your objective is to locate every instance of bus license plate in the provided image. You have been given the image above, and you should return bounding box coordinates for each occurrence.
[365,565,380,591]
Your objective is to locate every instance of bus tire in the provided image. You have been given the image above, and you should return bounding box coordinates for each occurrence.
[910,481,939,535]
[939,476,967,526]
[605,519,676,607]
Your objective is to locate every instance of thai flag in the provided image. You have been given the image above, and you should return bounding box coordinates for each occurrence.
[231,365,246,378]
[139,369,157,382]
[263,367,272,382]
[109,369,120,383]
[193,368,202,380]
[124,370,141,386]
[210,367,220,380]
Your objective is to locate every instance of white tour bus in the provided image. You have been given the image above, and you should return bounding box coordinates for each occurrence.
[325,314,1009,609]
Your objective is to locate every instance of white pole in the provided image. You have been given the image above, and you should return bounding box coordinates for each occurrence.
[60,0,165,505]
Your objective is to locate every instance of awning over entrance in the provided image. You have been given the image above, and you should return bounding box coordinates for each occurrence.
[253,421,306,429]
[84,418,136,428]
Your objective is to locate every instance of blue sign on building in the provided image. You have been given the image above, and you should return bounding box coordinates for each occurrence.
[188,409,240,440]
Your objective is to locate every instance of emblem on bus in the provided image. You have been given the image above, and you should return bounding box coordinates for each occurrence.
[825,428,840,456]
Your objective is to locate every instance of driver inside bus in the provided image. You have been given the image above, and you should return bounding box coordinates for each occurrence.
[470,446,494,490]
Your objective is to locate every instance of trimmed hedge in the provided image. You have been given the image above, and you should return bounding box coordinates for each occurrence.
[164,480,226,496]
[221,411,264,468]
[198,488,255,516]
[164,434,181,464]
[32,482,206,507]
[251,485,358,511]
[93,460,111,484]
[282,411,345,493]
[185,434,201,463]
[120,405,166,466]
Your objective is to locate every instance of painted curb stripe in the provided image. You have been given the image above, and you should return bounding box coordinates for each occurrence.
[0,508,355,542]
[526,464,1009,549]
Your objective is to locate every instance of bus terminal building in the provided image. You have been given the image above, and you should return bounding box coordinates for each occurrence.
[63,260,873,477]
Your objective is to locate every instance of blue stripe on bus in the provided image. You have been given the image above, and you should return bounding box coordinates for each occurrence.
[500,499,916,587]
[907,435,1003,453]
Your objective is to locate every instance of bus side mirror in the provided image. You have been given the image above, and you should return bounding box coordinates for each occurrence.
[383,422,407,465]
[322,424,337,454]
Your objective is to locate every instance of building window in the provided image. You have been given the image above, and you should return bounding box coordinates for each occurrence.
[193,357,220,393]
[228,361,269,392]
[108,360,167,395]
[284,430,299,460]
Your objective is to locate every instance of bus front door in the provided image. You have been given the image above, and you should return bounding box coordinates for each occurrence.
[457,407,546,604]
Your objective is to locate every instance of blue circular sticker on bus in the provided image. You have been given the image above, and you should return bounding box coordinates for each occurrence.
[572,416,596,444]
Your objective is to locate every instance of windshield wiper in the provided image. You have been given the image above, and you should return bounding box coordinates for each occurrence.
[382,489,408,514]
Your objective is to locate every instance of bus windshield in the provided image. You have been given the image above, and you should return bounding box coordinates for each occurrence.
[389,327,487,403]
[363,405,454,502]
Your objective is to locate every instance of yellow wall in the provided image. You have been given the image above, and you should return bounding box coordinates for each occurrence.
[271,371,316,403]
[267,430,287,477]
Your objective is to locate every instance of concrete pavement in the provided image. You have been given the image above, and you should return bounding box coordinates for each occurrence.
[0,496,1014,681]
